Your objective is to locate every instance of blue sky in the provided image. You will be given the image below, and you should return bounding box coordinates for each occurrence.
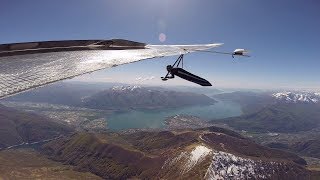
[1,0,319,90]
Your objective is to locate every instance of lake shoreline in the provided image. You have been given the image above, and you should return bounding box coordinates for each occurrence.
[106,100,243,131]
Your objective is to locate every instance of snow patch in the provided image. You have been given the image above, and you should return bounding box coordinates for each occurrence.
[187,145,212,170]
[163,145,212,174]
[205,151,271,180]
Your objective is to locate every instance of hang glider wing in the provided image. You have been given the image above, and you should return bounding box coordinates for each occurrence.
[0,39,222,99]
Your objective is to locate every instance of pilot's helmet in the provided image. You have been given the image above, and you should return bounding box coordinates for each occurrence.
[166,65,173,71]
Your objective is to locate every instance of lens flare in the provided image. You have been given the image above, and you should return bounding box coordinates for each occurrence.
[159,33,166,42]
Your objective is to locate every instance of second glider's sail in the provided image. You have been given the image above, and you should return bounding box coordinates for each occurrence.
[170,68,212,86]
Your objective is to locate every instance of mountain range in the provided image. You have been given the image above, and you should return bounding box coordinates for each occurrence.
[4,82,218,110]
[215,103,320,133]
[83,85,217,110]
[214,91,320,114]
[1,86,320,179]
[272,92,320,104]
[213,91,320,132]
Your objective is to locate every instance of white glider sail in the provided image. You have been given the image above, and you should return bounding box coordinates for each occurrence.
[0,39,222,99]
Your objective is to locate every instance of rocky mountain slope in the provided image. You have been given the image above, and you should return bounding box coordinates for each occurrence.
[41,127,314,179]
[0,105,73,148]
[0,149,101,179]
[83,85,216,110]
[259,131,320,160]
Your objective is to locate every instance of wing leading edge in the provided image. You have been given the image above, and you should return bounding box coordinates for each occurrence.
[0,39,222,98]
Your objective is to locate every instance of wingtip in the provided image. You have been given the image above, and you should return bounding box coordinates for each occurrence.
[207,43,224,48]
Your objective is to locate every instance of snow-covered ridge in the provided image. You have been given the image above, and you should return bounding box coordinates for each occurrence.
[112,85,142,91]
[272,92,320,103]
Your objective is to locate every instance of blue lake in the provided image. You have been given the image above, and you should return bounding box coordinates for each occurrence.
[107,100,242,130]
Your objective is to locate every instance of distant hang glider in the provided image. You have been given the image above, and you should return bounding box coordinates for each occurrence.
[0,39,249,98]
